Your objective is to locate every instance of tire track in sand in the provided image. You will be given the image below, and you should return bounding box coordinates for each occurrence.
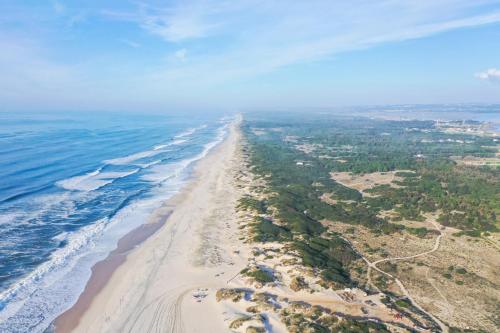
[125,288,189,333]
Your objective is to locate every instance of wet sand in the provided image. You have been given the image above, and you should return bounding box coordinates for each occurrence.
[54,216,168,332]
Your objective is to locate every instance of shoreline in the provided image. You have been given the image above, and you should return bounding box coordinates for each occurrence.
[54,117,245,332]
[52,213,169,332]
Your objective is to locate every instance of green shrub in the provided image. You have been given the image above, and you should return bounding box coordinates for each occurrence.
[252,217,291,242]
[245,267,274,283]
[395,299,411,308]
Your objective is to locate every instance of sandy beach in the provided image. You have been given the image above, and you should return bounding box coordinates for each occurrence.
[55,118,249,333]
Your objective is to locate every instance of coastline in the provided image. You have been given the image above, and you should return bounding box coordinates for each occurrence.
[52,214,169,332]
[54,117,246,332]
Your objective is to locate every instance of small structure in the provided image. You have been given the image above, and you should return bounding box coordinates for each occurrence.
[393,313,403,320]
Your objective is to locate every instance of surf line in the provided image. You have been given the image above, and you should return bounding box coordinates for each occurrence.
[52,210,172,332]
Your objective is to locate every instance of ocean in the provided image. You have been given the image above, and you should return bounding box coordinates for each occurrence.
[0,111,231,332]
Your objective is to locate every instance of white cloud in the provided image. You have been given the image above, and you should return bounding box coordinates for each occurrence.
[103,2,223,42]
[476,68,500,82]
[120,39,141,48]
[174,48,187,61]
[52,0,65,14]
[117,1,500,83]
[121,2,500,91]
[66,11,87,28]
[0,32,90,109]
[140,9,213,42]
[3,0,500,109]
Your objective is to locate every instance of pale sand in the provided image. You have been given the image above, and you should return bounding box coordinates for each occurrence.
[55,118,250,333]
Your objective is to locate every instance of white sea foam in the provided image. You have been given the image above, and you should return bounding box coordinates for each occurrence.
[107,137,189,166]
[153,139,186,151]
[104,150,161,165]
[0,181,185,331]
[0,192,83,233]
[0,165,194,332]
[56,169,139,192]
[171,138,187,145]
[0,119,230,333]
[0,218,108,326]
[55,168,102,191]
[153,144,168,150]
[174,124,207,139]
[0,213,19,226]
[142,123,227,183]
[52,231,69,242]
[174,128,195,138]
[137,159,162,168]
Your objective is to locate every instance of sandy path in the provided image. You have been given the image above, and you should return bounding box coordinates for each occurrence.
[55,118,248,333]
[362,220,449,333]
[371,220,444,266]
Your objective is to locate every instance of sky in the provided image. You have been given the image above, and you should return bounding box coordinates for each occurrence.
[1,0,500,112]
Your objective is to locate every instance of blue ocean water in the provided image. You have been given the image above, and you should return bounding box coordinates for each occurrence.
[0,111,231,332]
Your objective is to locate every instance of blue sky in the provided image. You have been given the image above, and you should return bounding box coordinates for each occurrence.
[1,0,500,112]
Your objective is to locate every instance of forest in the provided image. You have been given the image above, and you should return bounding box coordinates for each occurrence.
[243,113,498,235]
